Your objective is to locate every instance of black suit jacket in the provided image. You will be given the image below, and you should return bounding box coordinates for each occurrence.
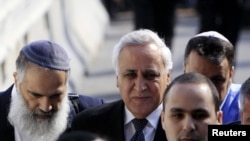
[71,100,167,141]
[0,85,104,141]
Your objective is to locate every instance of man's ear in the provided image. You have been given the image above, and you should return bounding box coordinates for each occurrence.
[116,75,119,88]
[217,110,223,125]
[183,63,187,73]
[161,111,166,130]
[229,66,235,82]
[240,111,243,123]
[166,72,171,86]
[13,72,18,87]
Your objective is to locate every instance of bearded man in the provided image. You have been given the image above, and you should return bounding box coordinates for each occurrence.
[0,40,104,141]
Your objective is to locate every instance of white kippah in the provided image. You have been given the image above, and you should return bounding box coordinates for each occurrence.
[194,31,230,42]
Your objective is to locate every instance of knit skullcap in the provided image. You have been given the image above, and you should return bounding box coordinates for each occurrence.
[21,40,70,71]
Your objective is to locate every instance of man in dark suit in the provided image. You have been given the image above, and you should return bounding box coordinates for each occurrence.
[0,40,104,141]
[71,29,173,141]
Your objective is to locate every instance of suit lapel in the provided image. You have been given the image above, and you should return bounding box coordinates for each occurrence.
[153,117,167,141]
[108,100,126,141]
[0,85,15,141]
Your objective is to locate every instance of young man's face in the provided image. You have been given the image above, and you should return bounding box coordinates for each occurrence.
[184,51,233,102]
[161,83,222,141]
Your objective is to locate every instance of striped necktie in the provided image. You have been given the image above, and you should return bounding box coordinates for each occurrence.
[130,118,148,141]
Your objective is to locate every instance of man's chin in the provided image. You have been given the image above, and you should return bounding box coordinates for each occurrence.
[8,86,70,141]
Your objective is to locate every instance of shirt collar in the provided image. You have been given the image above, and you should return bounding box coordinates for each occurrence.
[124,104,163,129]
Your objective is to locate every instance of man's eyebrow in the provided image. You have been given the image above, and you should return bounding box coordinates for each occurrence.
[27,90,63,96]
[28,90,42,95]
[191,108,209,113]
[246,117,250,122]
[170,107,185,113]
[210,75,225,80]
[144,69,159,73]
[126,69,136,72]
[170,107,209,113]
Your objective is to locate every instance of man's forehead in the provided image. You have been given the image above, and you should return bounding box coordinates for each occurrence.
[186,52,229,74]
[166,83,213,103]
[188,50,230,66]
[166,97,214,113]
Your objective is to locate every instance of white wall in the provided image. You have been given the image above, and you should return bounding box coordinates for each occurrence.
[0,0,110,92]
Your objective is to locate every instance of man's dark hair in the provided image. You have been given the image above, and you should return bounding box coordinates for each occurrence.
[240,77,250,111]
[184,36,235,68]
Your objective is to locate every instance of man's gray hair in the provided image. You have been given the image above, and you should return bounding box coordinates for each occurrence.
[112,29,173,75]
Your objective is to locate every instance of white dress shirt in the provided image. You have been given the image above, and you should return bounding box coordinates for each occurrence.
[124,104,163,141]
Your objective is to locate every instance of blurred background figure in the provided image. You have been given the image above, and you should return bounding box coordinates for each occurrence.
[101,0,119,20]
[130,0,178,50]
[1,0,250,108]
[101,0,131,21]
[196,0,244,52]
[241,0,250,29]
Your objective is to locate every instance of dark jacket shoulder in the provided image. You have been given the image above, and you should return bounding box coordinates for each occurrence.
[68,93,105,112]
[71,100,125,141]
[73,100,123,120]
[71,100,167,141]
[0,85,15,141]
[67,93,105,130]
[78,94,105,108]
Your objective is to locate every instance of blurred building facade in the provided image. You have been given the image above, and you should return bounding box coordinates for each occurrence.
[0,0,109,92]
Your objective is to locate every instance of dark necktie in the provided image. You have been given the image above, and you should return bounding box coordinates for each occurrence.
[130,118,148,141]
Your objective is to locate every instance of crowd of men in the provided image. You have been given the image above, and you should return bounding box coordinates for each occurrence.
[0,29,249,141]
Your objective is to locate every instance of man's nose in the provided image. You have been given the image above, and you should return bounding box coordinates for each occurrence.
[39,97,53,112]
[183,116,196,132]
[134,76,147,91]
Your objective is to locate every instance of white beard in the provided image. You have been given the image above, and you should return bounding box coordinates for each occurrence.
[8,88,70,141]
